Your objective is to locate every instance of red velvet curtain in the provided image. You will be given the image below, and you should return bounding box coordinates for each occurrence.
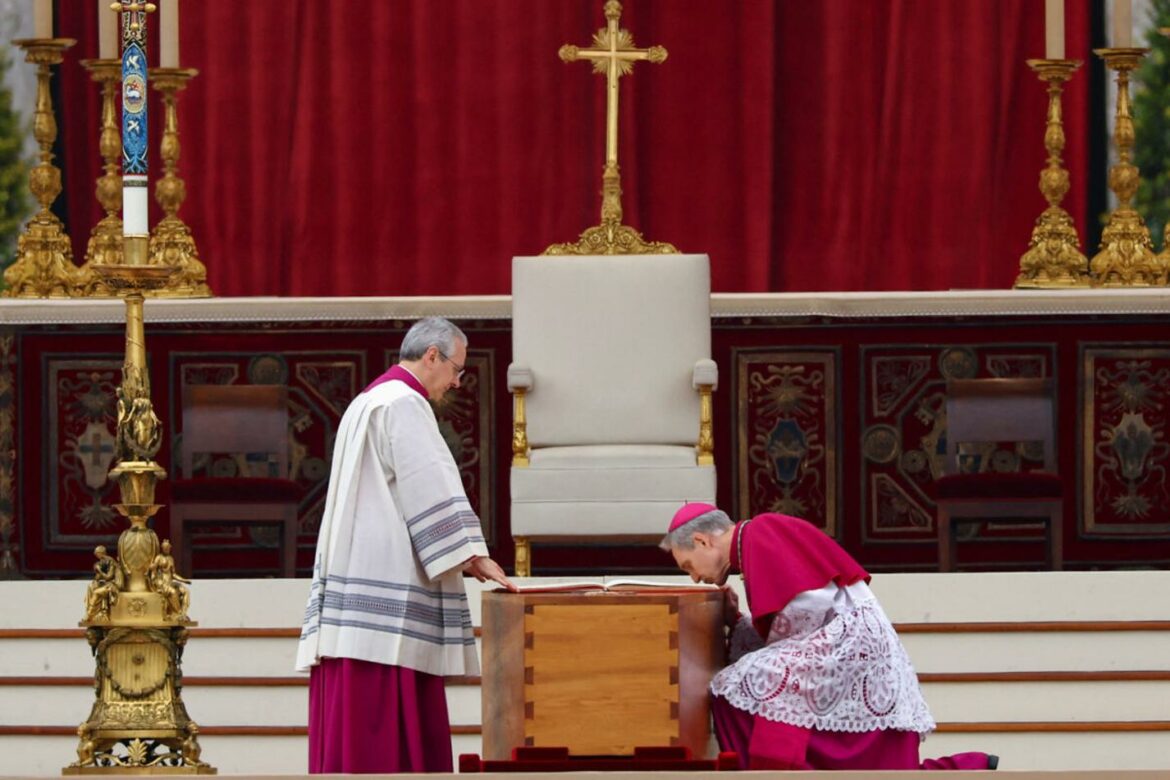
[54,1,1092,296]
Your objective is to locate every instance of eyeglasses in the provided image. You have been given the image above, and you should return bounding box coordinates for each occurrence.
[438,351,465,379]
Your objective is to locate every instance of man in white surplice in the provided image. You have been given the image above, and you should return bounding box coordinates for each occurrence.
[297,317,515,774]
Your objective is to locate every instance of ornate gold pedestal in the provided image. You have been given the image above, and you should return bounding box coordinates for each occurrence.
[1090,48,1169,286]
[65,242,215,774]
[3,39,79,298]
[1015,59,1089,288]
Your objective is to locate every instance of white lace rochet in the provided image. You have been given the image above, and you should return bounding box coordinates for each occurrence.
[711,581,936,734]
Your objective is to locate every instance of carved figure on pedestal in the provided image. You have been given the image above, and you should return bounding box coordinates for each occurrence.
[71,722,96,767]
[148,540,190,621]
[180,721,206,767]
[84,546,125,622]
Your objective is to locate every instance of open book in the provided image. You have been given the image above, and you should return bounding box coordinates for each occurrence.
[498,578,720,594]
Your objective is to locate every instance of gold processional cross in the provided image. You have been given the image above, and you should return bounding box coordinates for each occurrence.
[543,0,678,255]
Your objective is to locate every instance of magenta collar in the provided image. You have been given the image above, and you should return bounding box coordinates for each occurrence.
[363,364,428,399]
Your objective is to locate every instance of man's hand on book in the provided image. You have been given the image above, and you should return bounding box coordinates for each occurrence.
[465,556,518,591]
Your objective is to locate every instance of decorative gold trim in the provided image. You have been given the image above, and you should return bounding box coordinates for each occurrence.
[696,384,714,466]
[543,2,676,256]
[511,388,529,467]
[2,39,80,299]
[0,331,18,579]
[514,537,531,577]
[1090,48,1169,287]
[1015,59,1089,288]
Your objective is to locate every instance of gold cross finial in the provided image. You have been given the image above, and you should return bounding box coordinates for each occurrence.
[545,1,676,256]
[110,2,156,34]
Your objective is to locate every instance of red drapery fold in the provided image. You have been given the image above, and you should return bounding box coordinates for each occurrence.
[54,1,1091,296]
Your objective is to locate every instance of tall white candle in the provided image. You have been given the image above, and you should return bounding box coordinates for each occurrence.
[160,0,179,67]
[1114,0,1133,47]
[99,0,118,59]
[33,0,52,38]
[1045,0,1065,59]
[123,178,149,236]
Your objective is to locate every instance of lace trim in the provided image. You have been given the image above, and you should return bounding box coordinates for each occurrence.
[710,596,936,734]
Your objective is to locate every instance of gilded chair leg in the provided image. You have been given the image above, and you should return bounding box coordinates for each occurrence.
[514,537,531,577]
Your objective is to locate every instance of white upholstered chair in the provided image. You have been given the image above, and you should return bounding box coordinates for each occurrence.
[508,253,717,575]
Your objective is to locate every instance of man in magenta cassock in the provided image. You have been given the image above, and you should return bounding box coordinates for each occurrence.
[296,317,515,773]
[661,503,997,771]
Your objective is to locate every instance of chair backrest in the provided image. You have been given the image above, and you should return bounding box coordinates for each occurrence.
[180,384,290,478]
[944,378,1056,475]
[512,254,711,447]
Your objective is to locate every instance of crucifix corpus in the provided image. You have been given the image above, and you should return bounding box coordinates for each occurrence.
[543,0,678,256]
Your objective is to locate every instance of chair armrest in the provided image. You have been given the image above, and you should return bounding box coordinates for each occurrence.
[692,359,718,391]
[508,364,534,392]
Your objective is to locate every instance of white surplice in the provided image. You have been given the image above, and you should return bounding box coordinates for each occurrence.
[296,377,488,677]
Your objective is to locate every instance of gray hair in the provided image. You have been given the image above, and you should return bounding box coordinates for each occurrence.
[658,508,734,551]
[399,317,468,361]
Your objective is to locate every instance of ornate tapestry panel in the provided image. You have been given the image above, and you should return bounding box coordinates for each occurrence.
[733,349,839,535]
[1081,346,1170,536]
[45,357,124,547]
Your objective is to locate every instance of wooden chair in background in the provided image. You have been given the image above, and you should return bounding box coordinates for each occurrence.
[169,384,302,578]
[935,378,1063,571]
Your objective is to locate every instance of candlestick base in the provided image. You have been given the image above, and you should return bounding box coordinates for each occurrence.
[75,215,121,297]
[148,216,212,298]
[1016,206,1089,288]
[1092,208,1168,286]
[4,214,79,297]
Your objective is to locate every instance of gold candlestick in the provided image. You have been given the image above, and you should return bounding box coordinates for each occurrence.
[148,67,212,298]
[2,39,79,298]
[67,6,213,772]
[1090,48,1168,286]
[1015,59,1089,288]
[75,59,123,297]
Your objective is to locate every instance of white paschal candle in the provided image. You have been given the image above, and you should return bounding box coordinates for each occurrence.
[123,176,149,236]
